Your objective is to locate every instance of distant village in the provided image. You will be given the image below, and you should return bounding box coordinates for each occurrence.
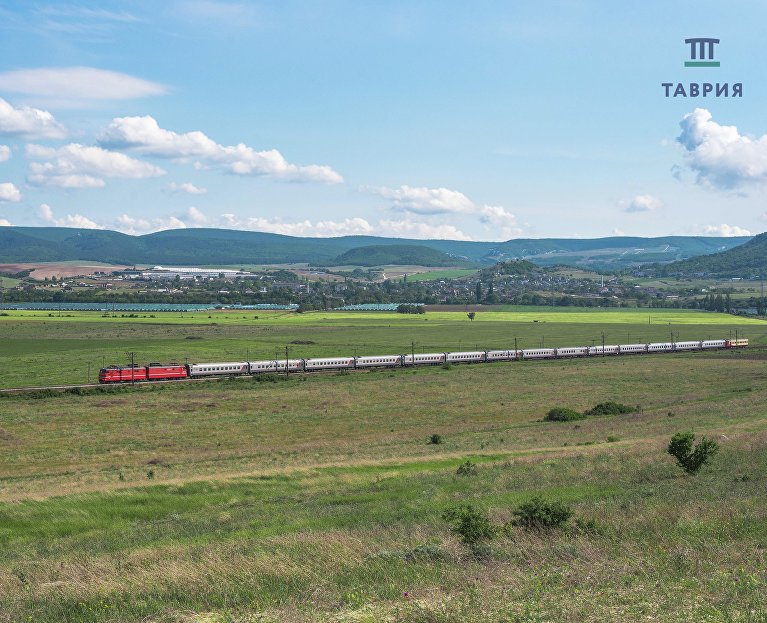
[1,261,764,316]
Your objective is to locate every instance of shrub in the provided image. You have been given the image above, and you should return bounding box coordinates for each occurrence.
[584,401,634,416]
[606,435,620,443]
[456,460,477,476]
[667,431,719,474]
[512,496,573,529]
[442,504,496,544]
[429,434,443,445]
[545,407,584,422]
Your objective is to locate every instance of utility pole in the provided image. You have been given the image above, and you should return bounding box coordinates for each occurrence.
[87,361,91,384]
[411,340,415,367]
[285,345,289,378]
[601,332,605,357]
[669,323,674,350]
[126,351,136,385]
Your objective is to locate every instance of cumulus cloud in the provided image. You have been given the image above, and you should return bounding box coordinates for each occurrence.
[0,67,167,102]
[677,108,767,191]
[0,218,11,226]
[38,203,104,229]
[185,206,208,224]
[701,224,752,237]
[372,184,521,238]
[26,143,165,188]
[167,181,207,195]
[98,115,343,183]
[218,213,471,240]
[0,145,10,162]
[0,182,21,202]
[115,214,188,235]
[375,185,475,215]
[0,97,66,139]
[624,194,663,213]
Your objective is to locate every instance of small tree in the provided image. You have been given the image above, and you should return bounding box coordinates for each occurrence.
[545,407,584,422]
[467,312,476,321]
[512,496,573,529]
[442,504,496,544]
[667,431,719,474]
[429,434,443,445]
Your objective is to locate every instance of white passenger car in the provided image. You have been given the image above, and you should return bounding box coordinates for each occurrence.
[588,345,620,355]
[647,342,674,352]
[522,348,556,359]
[446,351,486,363]
[702,339,726,349]
[555,346,589,357]
[618,343,647,354]
[674,341,702,351]
[188,361,249,376]
[249,359,304,373]
[355,355,402,368]
[304,357,355,371]
[402,353,446,366]
[486,350,520,361]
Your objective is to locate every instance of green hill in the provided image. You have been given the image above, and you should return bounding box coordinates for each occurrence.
[0,226,751,269]
[327,244,468,267]
[653,232,767,277]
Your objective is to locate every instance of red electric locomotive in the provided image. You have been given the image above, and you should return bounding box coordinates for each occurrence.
[98,365,148,383]
[98,363,188,383]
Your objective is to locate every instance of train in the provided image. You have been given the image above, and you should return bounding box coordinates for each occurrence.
[98,338,749,383]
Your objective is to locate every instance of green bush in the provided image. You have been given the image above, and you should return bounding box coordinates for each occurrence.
[584,401,634,416]
[512,496,573,529]
[455,460,477,476]
[545,407,584,422]
[442,504,496,544]
[429,434,443,445]
[667,431,719,474]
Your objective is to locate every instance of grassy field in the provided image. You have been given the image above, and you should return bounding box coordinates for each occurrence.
[0,307,764,389]
[0,347,766,621]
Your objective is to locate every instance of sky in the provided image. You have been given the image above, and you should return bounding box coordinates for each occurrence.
[0,0,766,241]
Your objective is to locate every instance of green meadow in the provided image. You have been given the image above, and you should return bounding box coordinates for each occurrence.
[1,308,766,621]
[0,307,764,388]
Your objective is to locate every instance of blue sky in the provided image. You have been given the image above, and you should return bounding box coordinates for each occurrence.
[0,0,765,241]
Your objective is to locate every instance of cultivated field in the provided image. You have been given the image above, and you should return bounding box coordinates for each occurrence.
[0,309,766,622]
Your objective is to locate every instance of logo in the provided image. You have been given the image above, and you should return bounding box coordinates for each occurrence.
[662,38,741,98]
[684,38,720,67]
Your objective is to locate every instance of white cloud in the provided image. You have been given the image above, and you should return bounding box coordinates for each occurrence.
[624,194,663,213]
[115,214,188,235]
[38,204,54,222]
[0,182,21,202]
[376,219,472,240]
[374,185,475,215]
[167,181,207,195]
[26,143,165,188]
[0,218,11,226]
[218,213,471,240]
[677,108,767,191]
[0,97,66,139]
[0,145,10,162]
[98,115,343,183]
[701,224,752,237]
[373,184,521,239]
[0,67,167,101]
[38,203,104,229]
[186,206,208,224]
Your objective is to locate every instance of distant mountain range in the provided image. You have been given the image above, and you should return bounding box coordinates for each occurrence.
[654,231,767,277]
[0,226,753,270]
